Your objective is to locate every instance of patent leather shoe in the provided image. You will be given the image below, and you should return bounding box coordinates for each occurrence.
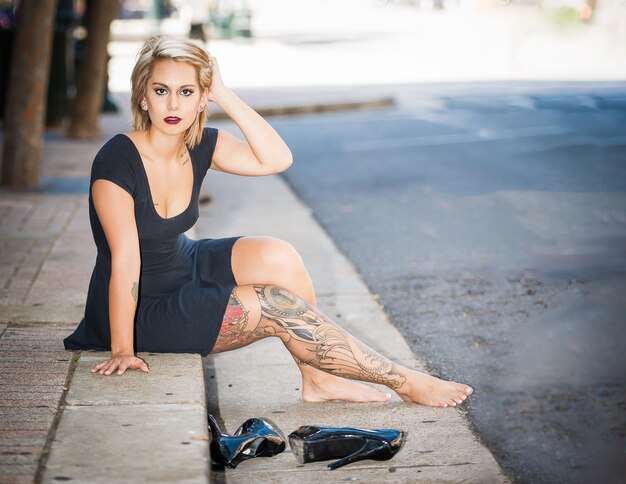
[288,425,406,470]
[208,414,286,469]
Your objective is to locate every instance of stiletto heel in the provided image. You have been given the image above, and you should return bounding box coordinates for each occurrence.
[208,414,286,469]
[288,425,406,470]
[327,439,388,470]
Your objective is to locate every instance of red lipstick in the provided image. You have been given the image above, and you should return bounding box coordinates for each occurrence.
[164,117,181,125]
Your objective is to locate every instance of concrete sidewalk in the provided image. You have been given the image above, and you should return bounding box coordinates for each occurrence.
[0,89,505,483]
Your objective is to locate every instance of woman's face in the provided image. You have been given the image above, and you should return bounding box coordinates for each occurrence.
[143,59,206,134]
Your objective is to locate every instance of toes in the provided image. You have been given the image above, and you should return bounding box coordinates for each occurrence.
[371,394,390,403]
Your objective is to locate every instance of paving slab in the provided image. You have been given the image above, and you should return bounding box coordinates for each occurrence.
[68,352,205,406]
[0,463,39,478]
[42,404,209,484]
[226,465,503,483]
[42,350,211,483]
[0,303,85,326]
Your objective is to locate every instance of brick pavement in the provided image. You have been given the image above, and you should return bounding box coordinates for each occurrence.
[0,158,94,484]
[0,195,87,307]
[0,324,76,484]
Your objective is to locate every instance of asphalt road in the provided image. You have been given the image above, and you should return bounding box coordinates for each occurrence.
[274,82,626,483]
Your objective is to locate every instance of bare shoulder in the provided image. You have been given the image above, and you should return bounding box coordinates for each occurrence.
[121,130,143,147]
[119,130,150,159]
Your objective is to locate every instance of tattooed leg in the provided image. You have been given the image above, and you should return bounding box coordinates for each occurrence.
[212,287,392,403]
[254,285,408,388]
[256,285,474,407]
[228,236,393,402]
[212,285,473,406]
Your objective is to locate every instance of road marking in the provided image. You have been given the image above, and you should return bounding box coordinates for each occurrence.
[341,125,571,151]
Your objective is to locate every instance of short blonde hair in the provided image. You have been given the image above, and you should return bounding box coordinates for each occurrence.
[130,35,212,148]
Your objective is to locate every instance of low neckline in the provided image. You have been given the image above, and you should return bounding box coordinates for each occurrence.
[121,133,195,221]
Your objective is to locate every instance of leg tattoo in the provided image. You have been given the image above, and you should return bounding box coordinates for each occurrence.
[255,285,407,390]
[212,290,269,353]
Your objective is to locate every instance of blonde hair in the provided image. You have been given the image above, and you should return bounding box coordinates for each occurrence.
[130,35,212,148]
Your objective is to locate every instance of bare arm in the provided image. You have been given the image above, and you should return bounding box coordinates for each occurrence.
[90,179,148,375]
[207,57,293,176]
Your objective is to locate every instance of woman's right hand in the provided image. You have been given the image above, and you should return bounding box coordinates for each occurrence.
[91,354,150,376]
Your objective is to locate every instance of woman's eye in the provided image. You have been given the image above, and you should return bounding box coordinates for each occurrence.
[181,89,194,96]
[154,88,167,95]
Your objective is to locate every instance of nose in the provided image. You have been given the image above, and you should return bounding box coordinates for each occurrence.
[168,94,178,110]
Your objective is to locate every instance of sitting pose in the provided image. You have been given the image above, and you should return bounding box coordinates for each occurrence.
[64,35,472,408]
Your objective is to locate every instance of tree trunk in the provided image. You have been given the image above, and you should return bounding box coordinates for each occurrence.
[67,0,118,139]
[1,0,56,190]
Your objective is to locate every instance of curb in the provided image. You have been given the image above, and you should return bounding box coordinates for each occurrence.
[210,96,395,119]
[42,352,210,483]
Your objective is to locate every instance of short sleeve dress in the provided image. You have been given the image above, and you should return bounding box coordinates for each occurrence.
[63,127,242,356]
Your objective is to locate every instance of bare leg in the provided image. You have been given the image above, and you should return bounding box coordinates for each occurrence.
[230,236,390,402]
[212,285,473,407]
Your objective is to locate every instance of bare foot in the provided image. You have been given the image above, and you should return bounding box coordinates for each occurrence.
[395,370,473,407]
[301,372,391,403]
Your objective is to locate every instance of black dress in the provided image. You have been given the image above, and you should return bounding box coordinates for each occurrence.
[64,127,242,356]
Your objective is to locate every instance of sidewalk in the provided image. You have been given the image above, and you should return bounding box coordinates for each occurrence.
[0,89,505,483]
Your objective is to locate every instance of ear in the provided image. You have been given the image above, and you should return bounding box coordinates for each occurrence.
[199,88,209,108]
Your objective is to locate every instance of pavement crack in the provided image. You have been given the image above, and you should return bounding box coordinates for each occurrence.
[34,349,80,484]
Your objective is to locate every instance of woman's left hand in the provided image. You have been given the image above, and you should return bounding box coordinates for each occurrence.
[206,55,229,103]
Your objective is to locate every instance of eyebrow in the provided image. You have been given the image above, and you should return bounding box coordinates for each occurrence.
[151,82,197,88]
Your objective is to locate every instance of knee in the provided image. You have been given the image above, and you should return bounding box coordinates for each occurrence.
[259,238,304,273]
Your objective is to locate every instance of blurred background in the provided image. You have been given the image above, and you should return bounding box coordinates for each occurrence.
[1,1,625,483]
[114,0,626,89]
[3,0,626,114]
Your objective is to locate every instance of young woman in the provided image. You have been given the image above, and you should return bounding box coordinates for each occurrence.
[64,35,473,408]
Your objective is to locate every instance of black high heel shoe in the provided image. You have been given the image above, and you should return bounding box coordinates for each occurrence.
[208,414,286,469]
[288,425,406,470]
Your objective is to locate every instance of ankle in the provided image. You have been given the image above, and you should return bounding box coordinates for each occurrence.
[392,381,411,399]
[386,367,414,396]
[307,371,332,388]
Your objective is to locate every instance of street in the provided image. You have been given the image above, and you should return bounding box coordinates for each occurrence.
[273,83,626,483]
